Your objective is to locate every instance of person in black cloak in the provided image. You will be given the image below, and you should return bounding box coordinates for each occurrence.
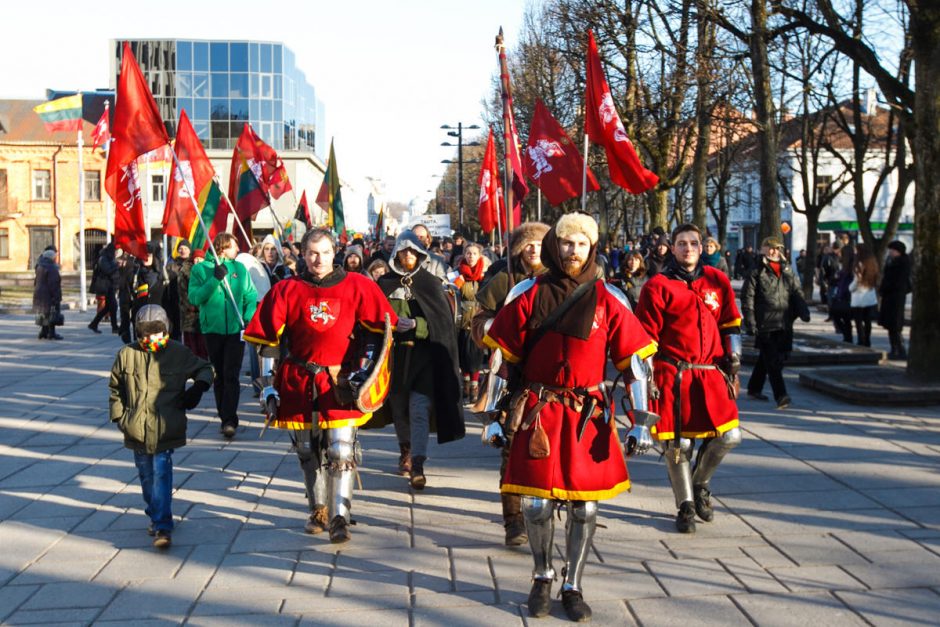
[370,231,465,489]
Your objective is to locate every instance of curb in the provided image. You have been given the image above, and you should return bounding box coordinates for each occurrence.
[799,366,940,406]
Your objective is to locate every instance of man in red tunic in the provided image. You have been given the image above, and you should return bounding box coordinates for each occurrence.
[485,213,657,622]
[634,223,743,534]
[244,228,398,544]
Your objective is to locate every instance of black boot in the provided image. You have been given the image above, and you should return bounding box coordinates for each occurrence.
[561,589,593,622]
[676,501,696,534]
[397,442,412,476]
[328,515,350,544]
[527,578,552,618]
[693,485,714,522]
[410,456,426,490]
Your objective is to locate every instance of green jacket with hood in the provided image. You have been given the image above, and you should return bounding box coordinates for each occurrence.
[109,340,214,453]
[188,250,258,335]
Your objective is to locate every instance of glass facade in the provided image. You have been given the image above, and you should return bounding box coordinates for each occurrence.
[115,40,324,156]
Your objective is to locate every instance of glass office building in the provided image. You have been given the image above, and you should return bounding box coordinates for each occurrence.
[112,39,324,156]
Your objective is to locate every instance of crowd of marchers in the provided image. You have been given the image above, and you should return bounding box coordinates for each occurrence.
[29,216,913,622]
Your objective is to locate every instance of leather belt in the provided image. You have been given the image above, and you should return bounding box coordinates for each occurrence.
[520,382,604,434]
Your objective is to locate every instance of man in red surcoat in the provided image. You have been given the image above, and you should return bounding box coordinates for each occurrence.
[485,213,657,622]
[634,223,743,534]
[244,228,397,544]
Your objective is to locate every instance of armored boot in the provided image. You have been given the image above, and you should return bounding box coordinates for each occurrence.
[560,500,596,622]
[326,426,358,544]
[522,496,555,618]
[296,428,328,534]
[691,428,741,523]
[502,493,527,546]
[664,438,695,534]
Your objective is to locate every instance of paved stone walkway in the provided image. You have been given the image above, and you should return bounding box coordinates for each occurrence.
[1,310,939,625]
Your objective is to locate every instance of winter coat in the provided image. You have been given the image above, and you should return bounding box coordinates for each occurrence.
[877,254,910,330]
[621,272,648,309]
[91,246,119,295]
[850,277,878,309]
[188,250,258,335]
[32,255,61,313]
[109,340,213,454]
[742,256,807,335]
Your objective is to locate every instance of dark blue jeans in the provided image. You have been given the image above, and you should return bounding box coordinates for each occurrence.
[134,449,174,533]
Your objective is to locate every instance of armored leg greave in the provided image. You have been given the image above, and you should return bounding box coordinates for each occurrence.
[522,496,555,580]
[326,426,359,522]
[295,427,327,511]
[562,500,597,592]
[663,438,694,507]
[692,428,742,489]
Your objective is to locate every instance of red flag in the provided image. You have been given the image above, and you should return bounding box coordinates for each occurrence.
[584,31,658,194]
[228,123,293,222]
[105,42,170,258]
[293,190,311,228]
[524,100,600,206]
[477,129,504,234]
[91,103,111,152]
[163,110,230,250]
[497,38,528,228]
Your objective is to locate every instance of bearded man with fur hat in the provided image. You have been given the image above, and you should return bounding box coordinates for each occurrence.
[371,231,466,490]
[484,213,657,622]
[470,221,549,547]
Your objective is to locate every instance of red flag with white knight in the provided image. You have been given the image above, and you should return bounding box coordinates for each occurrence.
[525,99,600,205]
[477,128,504,234]
[584,31,658,193]
[106,42,170,258]
[228,123,293,222]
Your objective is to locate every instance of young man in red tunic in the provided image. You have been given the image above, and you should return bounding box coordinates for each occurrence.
[485,214,657,622]
[634,223,743,534]
[244,228,398,544]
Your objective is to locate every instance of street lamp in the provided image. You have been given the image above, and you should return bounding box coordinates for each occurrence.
[440,122,481,225]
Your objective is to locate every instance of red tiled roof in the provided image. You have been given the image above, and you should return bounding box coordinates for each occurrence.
[0,99,98,144]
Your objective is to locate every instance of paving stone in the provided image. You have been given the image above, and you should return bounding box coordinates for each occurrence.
[205,552,297,589]
[20,581,116,609]
[840,560,940,589]
[413,602,525,626]
[4,606,100,625]
[96,578,205,621]
[645,557,745,597]
[299,609,410,626]
[769,534,877,566]
[719,557,790,594]
[0,584,39,621]
[834,587,940,626]
[327,568,409,597]
[740,544,798,568]
[732,591,867,625]
[629,594,752,626]
[769,565,868,592]
[413,588,496,607]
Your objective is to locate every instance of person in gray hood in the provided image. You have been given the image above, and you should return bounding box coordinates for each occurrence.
[370,231,465,489]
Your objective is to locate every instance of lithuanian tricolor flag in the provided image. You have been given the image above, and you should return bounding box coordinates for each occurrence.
[316,140,345,238]
[33,94,83,133]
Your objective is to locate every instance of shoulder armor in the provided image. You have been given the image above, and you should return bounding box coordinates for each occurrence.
[603,281,633,312]
[503,277,537,305]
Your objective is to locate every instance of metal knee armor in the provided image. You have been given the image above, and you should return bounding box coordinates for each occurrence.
[692,427,742,488]
[326,426,359,522]
[521,496,555,581]
[562,500,597,592]
[663,438,694,507]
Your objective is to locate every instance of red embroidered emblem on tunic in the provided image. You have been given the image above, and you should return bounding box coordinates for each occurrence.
[701,290,720,311]
[307,299,340,330]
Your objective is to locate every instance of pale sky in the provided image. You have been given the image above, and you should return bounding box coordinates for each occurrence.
[1,0,528,204]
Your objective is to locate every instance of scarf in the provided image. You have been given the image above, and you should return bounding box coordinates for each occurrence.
[662,256,704,285]
[702,251,722,267]
[458,257,485,282]
[139,335,169,353]
[529,227,600,341]
[302,266,347,288]
[767,260,782,277]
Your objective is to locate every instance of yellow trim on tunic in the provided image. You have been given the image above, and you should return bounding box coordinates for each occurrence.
[614,340,659,370]
[270,413,373,431]
[652,418,739,441]
[244,323,286,347]
[483,334,521,364]
[720,318,742,329]
[500,478,631,502]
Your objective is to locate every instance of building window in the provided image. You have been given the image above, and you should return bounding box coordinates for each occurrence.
[0,228,8,259]
[33,169,51,200]
[152,174,166,203]
[0,169,7,213]
[84,170,101,201]
[816,175,833,198]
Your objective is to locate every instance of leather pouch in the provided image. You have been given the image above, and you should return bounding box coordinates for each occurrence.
[528,415,550,459]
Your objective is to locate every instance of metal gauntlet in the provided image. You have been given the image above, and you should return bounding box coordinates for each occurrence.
[720,333,742,378]
[625,354,660,456]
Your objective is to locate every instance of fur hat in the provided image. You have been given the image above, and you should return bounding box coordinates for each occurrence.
[135,304,170,337]
[510,222,550,258]
[887,240,907,255]
[555,213,598,246]
[761,236,784,250]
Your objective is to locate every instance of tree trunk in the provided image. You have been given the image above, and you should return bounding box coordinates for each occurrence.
[803,210,819,299]
[751,0,781,242]
[691,9,714,230]
[908,5,940,382]
[649,188,670,231]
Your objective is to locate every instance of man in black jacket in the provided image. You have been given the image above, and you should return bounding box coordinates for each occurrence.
[742,237,810,409]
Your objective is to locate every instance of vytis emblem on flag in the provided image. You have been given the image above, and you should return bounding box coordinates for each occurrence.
[599,93,631,145]
[173,160,196,200]
[526,139,565,179]
[120,162,142,211]
[479,170,491,205]
[247,158,264,182]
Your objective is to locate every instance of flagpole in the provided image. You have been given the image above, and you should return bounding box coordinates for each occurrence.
[495,27,516,287]
[215,179,286,265]
[103,102,112,244]
[77,94,87,312]
[581,134,589,213]
[168,149,245,328]
[537,188,542,222]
